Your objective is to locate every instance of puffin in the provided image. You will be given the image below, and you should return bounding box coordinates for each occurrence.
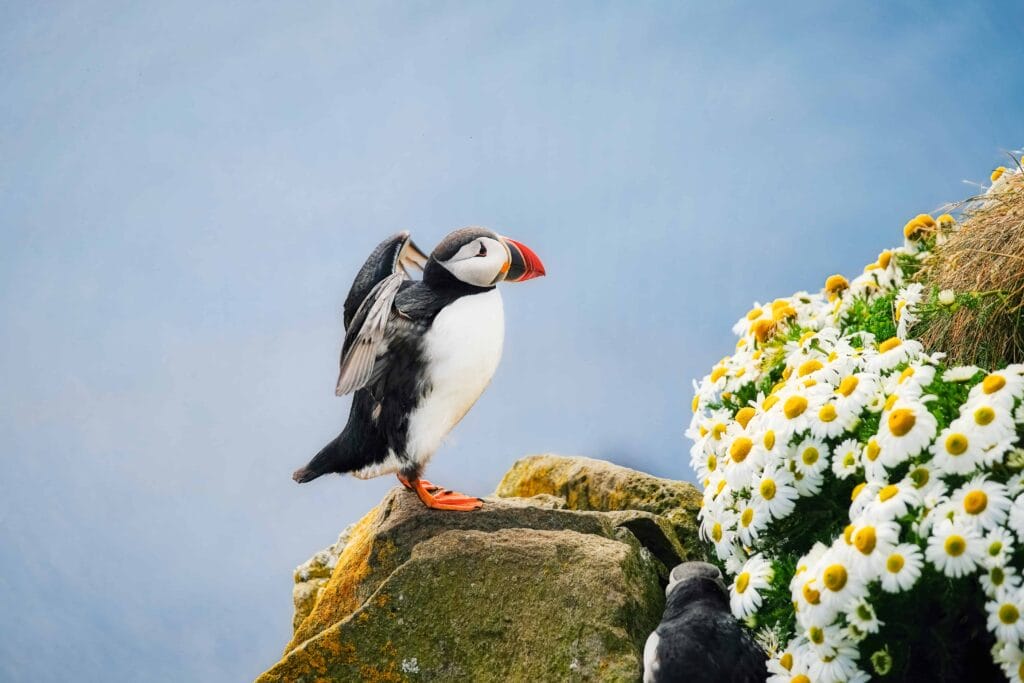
[644,562,767,683]
[292,227,545,511]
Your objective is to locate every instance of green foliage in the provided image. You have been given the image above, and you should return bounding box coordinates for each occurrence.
[841,292,898,340]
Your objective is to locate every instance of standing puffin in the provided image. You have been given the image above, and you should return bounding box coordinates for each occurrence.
[644,562,767,683]
[292,228,545,511]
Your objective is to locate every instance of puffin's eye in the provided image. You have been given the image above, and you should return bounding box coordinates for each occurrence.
[476,242,487,257]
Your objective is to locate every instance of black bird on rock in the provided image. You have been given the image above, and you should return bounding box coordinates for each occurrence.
[292,228,545,510]
[644,562,767,683]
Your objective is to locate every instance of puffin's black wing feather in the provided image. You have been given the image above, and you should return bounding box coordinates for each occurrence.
[335,273,405,396]
[342,232,427,329]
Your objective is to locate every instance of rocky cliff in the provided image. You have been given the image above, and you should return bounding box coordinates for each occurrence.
[258,455,701,682]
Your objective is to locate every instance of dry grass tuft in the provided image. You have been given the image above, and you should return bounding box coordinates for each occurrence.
[915,165,1024,367]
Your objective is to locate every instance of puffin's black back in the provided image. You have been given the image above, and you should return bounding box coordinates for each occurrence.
[651,576,767,683]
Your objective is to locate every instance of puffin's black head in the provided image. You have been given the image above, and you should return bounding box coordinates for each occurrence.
[666,562,728,599]
[424,227,545,289]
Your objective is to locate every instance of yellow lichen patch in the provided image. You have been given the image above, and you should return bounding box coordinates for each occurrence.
[285,507,383,653]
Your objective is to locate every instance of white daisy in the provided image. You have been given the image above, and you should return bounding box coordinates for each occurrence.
[736,500,770,546]
[943,365,982,383]
[831,438,862,480]
[847,518,901,574]
[988,587,1024,644]
[930,425,983,475]
[752,463,799,521]
[867,336,924,372]
[879,542,923,593]
[791,437,830,478]
[926,518,984,578]
[968,370,1024,408]
[846,599,883,635]
[730,554,773,619]
[950,476,1012,531]
[985,528,1016,568]
[861,480,921,522]
[959,401,1016,450]
[981,564,1022,599]
[876,399,937,465]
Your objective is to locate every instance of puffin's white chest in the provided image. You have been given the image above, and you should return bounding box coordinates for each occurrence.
[405,288,505,462]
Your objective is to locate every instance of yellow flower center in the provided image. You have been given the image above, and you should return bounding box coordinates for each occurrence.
[746,307,763,321]
[691,395,700,412]
[711,523,723,542]
[910,467,930,488]
[802,582,821,605]
[974,406,996,426]
[699,426,708,437]
[801,447,819,466]
[730,437,753,463]
[741,508,754,527]
[888,408,916,437]
[844,524,855,544]
[763,394,781,411]
[780,653,793,671]
[792,676,810,683]
[773,305,797,322]
[878,251,893,269]
[735,406,756,429]
[809,626,825,644]
[884,394,898,411]
[710,367,727,382]
[983,374,1006,394]
[823,564,848,592]
[879,484,899,502]
[963,490,988,515]
[899,367,915,384]
[706,455,717,472]
[799,359,823,377]
[866,439,881,462]
[763,430,776,450]
[944,535,966,557]
[843,452,856,467]
[760,479,777,501]
[799,330,816,346]
[784,396,808,419]
[716,479,727,496]
[945,433,969,456]
[712,423,728,440]
[879,337,902,353]
[1000,604,1020,625]
[825,274,849,295]
[895,300,906,321]
[854,526,877,555]
[819,404,838,423]
[991,166,1007,182]
[735,571,750,593]
[851,483,866,501]
[752,318,775,343]
[886,553,905,573]
[837,375,859,396]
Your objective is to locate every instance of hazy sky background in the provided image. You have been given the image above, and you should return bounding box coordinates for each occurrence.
[2,2,1022,681]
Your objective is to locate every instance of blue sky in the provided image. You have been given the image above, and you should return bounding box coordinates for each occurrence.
[1,2,1022,681]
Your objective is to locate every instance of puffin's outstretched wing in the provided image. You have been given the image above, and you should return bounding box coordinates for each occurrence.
[342,232,427,329]
[335,272,405,396]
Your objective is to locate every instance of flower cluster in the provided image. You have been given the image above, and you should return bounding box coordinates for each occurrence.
[688,163,1024,681]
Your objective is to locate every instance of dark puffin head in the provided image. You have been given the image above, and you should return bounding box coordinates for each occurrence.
[664,562,729,615]
[423,227,545,290]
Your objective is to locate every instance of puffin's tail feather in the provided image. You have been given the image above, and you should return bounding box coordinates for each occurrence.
[292,431,350,484]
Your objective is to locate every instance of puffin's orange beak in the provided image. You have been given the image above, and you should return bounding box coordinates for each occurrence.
[501,237,546,282]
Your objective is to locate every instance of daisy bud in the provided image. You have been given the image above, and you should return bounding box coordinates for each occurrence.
[938,289,955,306]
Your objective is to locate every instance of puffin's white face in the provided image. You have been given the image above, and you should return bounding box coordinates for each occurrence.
[438,235,511,287]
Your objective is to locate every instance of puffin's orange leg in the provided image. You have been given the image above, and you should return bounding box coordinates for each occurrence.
[397,474,440,493]
[399,475,483,511]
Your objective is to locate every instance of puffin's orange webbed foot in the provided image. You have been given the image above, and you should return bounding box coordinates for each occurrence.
[398,475,483,511]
